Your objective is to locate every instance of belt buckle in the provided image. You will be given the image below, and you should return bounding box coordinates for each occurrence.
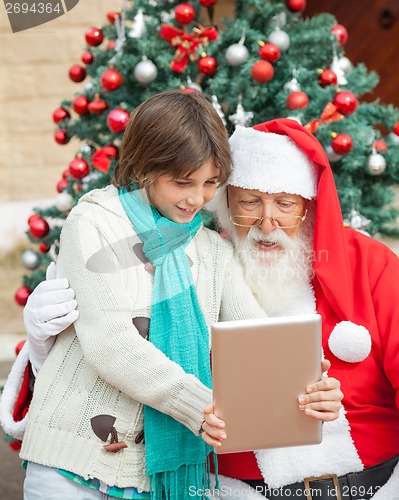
[303,473,342,500]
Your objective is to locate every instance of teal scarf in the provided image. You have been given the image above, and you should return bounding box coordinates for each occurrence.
[118,187,214,500]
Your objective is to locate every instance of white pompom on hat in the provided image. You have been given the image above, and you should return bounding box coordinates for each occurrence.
[228,125,318,199]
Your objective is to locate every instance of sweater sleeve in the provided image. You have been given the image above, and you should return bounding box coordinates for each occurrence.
[56,211,211,435]
[219,254,268,321]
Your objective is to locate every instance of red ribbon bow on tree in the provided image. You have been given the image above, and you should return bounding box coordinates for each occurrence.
[304,102,344,134]
[160,24,218,73]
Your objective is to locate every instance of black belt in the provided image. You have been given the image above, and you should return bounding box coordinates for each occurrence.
[242,455,399,499]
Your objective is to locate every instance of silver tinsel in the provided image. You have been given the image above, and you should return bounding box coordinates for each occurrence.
[21,249,42,270]
[211,95,227,126]
[229,96,254,127]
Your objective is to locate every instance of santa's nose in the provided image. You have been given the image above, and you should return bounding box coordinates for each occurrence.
[259,216,277,234]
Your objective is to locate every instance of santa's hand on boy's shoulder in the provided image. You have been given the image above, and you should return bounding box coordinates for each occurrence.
[24,262,79,374]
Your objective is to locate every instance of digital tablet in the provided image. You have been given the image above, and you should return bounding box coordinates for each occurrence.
[211,314,322,454]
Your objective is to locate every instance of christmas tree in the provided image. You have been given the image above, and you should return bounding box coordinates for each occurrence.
[15,0,399,305]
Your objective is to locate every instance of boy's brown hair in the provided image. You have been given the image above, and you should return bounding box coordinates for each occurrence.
[113,90,231,190]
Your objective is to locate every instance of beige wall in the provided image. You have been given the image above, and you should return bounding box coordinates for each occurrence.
[0,0,123,203]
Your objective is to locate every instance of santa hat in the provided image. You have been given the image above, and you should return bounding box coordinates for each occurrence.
[232,118,371,364]
[229,125,317,199]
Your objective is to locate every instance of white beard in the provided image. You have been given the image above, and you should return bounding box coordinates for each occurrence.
[225,206,315,316]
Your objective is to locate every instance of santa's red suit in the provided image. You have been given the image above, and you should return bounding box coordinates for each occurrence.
[212,119,399,498]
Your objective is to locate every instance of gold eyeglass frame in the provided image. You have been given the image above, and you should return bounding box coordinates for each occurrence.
[229,209,308,229]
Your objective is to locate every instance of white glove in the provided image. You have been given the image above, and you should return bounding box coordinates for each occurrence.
[24,262,79,376]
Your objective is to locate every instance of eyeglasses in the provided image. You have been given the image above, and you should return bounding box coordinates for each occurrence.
[230,210,307,229]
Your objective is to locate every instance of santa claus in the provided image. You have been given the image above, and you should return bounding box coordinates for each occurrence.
[209,119,399,499]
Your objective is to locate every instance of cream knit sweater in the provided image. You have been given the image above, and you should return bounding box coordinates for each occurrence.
[20,186,266,491]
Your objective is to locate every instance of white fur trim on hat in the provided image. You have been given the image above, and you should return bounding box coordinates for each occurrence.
[229,126,317,199]
[0,341,30,440]
[328,321,372,363]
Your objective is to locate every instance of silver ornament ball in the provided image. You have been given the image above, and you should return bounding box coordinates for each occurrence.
[268,29,290,52]
[225,43,249,66]
[55,192,74,212]
[325,145,342,163]
[283,79,301,92]
[21,249,42,270]
[367,153,386,175]
[134,59,158,84]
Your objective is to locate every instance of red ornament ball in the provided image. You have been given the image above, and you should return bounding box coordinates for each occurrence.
[69,64,86,82]
[319,69,337,87]
[62,169,69,179]
[28,213,40,225]
[52,107,70,124]
[393,122,399,136]
[258,42,280,63]
[332,24,348,46]
[374,139,387,152]
[100,68,123,91]
[286,0,306,13]
[56,178,68,193]
[69,158,90,179]
[29,217,50,238]
[81,51,94,65]
[199,0,217,6]
[73,95,90,115]
[251,60,274,83]
[286,91,309,110]
[107,11,119,24]
[107,108,130,133]
[85,27,104,46]
[198,56,218,76]
[54,129,70,145]
[88,95,109,114]
[332,133,353,155]
[175,3,196,25]
[333,90,358,115]
[15,286,32,306]
[39,243,50,253]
